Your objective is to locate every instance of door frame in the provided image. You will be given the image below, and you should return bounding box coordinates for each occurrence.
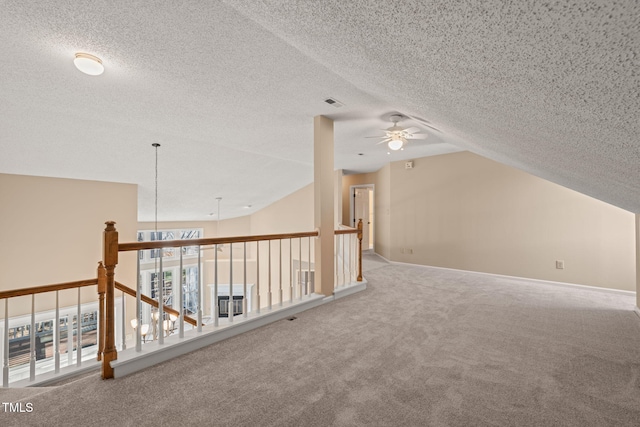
[349,184,375,249]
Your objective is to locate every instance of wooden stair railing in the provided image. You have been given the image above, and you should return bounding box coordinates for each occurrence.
[0,221,364,386]
[101,219,364,380]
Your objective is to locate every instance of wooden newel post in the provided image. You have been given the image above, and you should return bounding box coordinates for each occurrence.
[102,221,118,379]
[97,262,106,362]
[357,219,363,282]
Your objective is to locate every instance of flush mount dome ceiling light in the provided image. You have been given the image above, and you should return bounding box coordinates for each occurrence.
[73,53,104,76]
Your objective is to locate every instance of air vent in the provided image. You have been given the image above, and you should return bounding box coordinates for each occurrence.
[324,97,344,108]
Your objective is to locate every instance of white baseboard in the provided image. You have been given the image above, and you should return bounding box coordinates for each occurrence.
[384,259,635,296]
[334,280,367,300]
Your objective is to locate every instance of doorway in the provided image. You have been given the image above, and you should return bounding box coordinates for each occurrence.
[350,185,374,250]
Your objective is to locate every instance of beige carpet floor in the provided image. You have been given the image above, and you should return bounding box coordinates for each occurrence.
[2,253,640,426]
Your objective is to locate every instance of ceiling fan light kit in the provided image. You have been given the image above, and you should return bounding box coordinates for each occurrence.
[369,113,428,151]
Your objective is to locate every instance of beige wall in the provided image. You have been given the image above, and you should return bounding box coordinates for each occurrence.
[250,183,314,234]
[335,170,343,226]
[0,173,138,315]
[374,164,392,260]
[346,152,636,291]
[636,214,640,306]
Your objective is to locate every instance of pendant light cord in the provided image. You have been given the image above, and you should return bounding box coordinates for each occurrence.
[152,143,161,284]
[154,143,159,235]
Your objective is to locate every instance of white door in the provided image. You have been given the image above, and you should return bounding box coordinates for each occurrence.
[353,187,374,250]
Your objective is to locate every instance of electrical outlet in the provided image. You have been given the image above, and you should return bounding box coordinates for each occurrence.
[408,248,413,254]
[556,260,564,269]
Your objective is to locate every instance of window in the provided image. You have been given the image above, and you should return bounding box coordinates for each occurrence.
[150,231,175,259]
[181,229,200,257]
[182,266,199,315]
[137,228,202,312]
[137,228,202,264]
[150,270,173,305]
[7,310,98,368]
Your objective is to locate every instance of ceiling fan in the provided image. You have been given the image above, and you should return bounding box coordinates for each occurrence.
[367,114,428,151]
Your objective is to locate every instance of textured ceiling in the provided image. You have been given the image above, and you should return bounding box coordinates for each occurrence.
[1,1,638,221]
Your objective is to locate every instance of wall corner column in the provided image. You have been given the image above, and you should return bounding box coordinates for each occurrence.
[314,115,335,296]
[636,214,640,310]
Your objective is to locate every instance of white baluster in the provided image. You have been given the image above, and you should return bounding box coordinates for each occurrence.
[3,298,9,387]
[197,246,202,332]
[77,288,82,366]
[268,240,272,310]
[214,244,219,327]
[308,236,312,297]
[229,243,234,322]
[354,233,358,282]
[136,251,142,351]
[347,234,354,283]
[179,250,184,338]
[30,294,35,381]
[256,242,261,314]
[121,290,126,350]
[279,240,283,306]
[158,255,164,344]
[289,238,293,303]
[54,291,60,373]
[340,234,347,286]
[243,242,248,318]
[298,237,303,300]
[335,235,339,288]
[67,314,72,367]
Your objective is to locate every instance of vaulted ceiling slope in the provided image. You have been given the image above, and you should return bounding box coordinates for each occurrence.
[1,1,638,221]
[225,0,640,213]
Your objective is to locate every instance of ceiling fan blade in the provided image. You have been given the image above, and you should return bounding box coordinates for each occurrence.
[365,136,385,139]
[407,134,428,140]
[376,139,392,145]
[403,127,421,134]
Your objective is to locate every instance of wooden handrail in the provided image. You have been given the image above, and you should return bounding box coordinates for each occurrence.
[334,228,358,235]
[119,230,319,252]
[115,281,199,327]
[0,278,98,300]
